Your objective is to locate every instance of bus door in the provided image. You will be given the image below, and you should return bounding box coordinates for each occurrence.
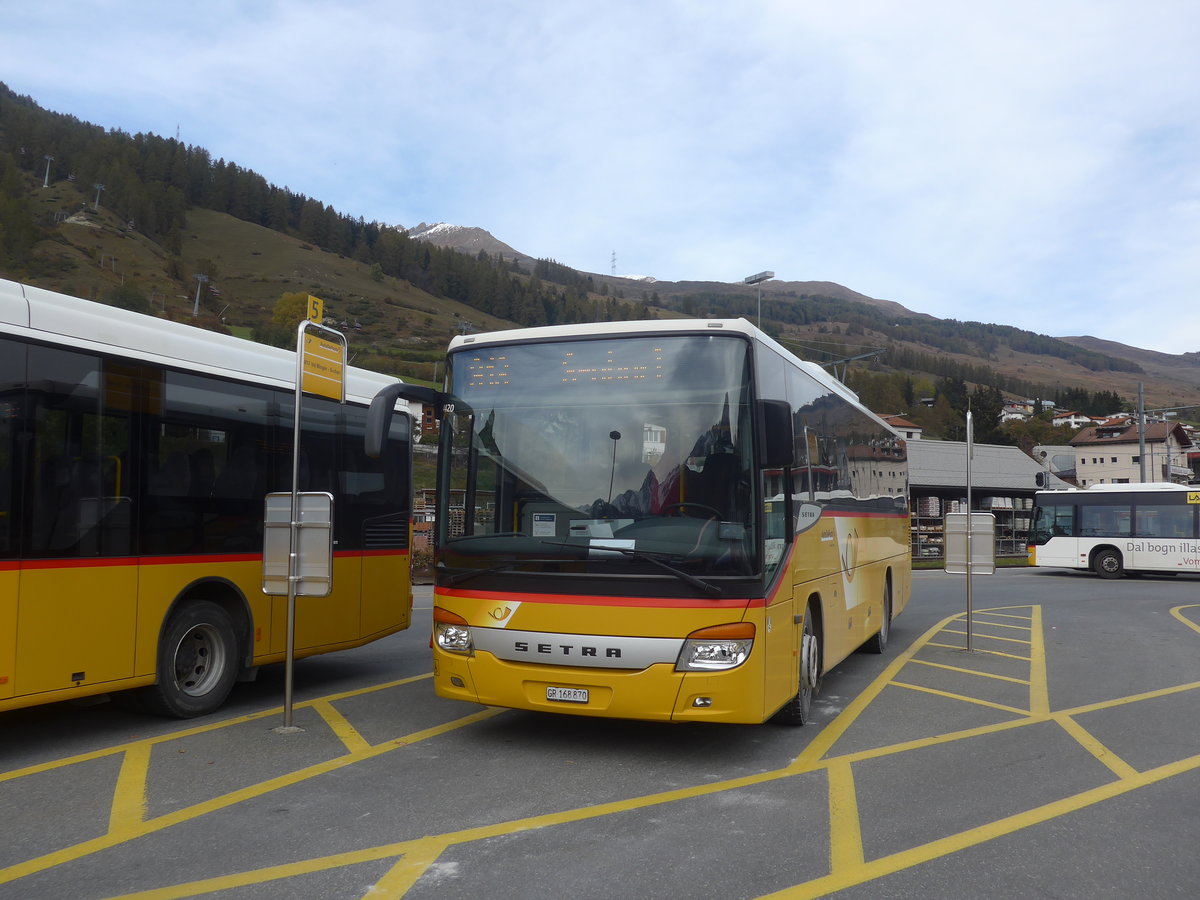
[761,467,800,712]
[17,347,138,696]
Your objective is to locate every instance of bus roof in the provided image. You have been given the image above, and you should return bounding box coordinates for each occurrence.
[0,277,405,409]
[449,317,868,415]
[1037,482,1192,495]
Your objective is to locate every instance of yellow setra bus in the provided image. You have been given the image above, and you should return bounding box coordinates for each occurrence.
[0,278,415,717]
[368,318,910,725]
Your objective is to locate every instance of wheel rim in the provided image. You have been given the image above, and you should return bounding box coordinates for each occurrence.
[171,623,228,698]
[800,628,819,690]
[1101,554,1119,574]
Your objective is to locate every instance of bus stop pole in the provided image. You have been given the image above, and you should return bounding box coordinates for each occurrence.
[965,411,973,652]
[282,321,306,731]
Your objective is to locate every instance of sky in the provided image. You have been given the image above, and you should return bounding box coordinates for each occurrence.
[4,0,1199,354]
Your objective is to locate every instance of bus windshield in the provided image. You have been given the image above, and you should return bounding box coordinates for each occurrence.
[439,333,758,579]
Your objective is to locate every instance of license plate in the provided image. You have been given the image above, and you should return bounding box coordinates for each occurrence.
[546,686,589,704]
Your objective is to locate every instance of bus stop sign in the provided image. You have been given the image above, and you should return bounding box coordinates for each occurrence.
[944,512,996,575]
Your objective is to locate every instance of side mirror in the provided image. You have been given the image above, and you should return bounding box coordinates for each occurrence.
[757,399,794,468]
[365,382,446,458]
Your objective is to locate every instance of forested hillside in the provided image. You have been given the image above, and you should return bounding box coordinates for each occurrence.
[2,80,1194,444]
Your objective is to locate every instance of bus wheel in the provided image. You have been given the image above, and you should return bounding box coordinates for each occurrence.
[144,600,238,718]
[1093,548,1124,579]
[774,601,821,726]
[864,578,892,654]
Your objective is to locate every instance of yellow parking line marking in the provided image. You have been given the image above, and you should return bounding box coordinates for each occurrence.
[761,751,1200,900]
[76,602,1200,900]
[943,628,1031,645]
[1171,604,1200,636]
[975,612,1034,622]
[108,744,150,835]
[926,641,1030,661]
[793,612,951,768]
[1056,679,1200,716]
[106,842,412,900]
[967,620,1033,632]
[0,672,435,785]
[908,660,1030,685]
[827,760,864,872]
[365,836,454,899]
[312,699,371,755]
[890,682,1030,716]
[0,707,504,887]
[1028,606,1050,716]
[1054,714,1139,780]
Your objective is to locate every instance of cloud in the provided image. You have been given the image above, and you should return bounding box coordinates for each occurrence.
[5,0,1199,353]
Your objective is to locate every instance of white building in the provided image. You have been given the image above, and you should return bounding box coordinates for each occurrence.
[1069,421,1194,485]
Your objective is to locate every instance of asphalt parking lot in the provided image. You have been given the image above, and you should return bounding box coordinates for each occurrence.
[2,568,1199,899]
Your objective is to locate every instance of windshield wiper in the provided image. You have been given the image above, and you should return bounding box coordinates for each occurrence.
[440,558,572,587]
[540,541,722,598]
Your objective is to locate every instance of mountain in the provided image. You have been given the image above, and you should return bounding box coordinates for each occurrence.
[404,222,533,267]
[1,80,1196,420]
[405,221,1200,412]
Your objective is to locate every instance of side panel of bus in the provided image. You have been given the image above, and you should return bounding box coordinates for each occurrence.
[17,563,139,695]
[0,567,15,700]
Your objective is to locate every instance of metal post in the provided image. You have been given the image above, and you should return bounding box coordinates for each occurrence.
[281,319,307,731]
[192,274,209,317]
[1138,382,1147,483]
[965,411,973,652]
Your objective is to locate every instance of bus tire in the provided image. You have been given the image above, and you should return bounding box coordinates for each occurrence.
[143,600,238,718]
[773,600,821,726]
[1093,548,1124,579]
[864,577,892,654]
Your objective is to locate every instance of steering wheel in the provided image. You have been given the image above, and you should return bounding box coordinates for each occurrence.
[661,502,721,519]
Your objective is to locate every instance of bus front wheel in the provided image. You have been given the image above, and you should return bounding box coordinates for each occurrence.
[1093,548,1124,579]
[144,600,239,718]
[774,600,821,726]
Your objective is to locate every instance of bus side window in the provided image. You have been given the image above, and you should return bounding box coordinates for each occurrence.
[26,346,133,558]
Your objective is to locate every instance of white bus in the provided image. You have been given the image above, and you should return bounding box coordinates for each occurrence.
[1028,483,1200,578]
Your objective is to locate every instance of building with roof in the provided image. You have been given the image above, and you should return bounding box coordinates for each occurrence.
[906,440,1071,559]
[1069,420,1193,485]
[1051,411,1097,429]
[881,414,923,441]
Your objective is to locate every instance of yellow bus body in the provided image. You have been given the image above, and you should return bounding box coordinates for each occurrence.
[432,512,909,724]
[1,551,410,713]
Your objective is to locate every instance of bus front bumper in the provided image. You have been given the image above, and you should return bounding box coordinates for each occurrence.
[433,648,768,724]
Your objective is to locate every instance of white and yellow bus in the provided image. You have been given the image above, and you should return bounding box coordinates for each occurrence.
[0,278,415,717]
[369,318,911,725]
[1028,482,1200,578]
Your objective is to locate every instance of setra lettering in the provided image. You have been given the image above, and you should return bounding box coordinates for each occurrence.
[510,640,623,660]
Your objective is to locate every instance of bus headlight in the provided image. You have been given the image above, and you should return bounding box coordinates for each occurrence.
[433,607,473,655]
[676,623,754,671]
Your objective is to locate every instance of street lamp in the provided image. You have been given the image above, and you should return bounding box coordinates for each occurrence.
[743,271,774,328]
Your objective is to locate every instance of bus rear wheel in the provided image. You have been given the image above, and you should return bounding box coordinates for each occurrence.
[774,601,821,726]
[1093,548,1124,579]
[143,600,238,718]
[864,578,892,654]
